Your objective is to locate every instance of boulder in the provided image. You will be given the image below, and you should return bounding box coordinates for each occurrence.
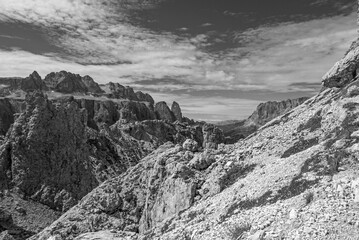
[202,123,224,149]
[182,139,198,152]
[188,150,215,170]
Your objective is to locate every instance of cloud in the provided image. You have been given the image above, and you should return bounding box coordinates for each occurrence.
[201,23,212,27]
[215,12,357,92]
[0,0,356,121]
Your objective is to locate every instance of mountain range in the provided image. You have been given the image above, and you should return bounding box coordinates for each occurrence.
[1,35,359,240]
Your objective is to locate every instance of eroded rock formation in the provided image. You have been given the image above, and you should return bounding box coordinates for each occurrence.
[171,101,182,122]
[31,36,359,240]
[155,101,176,122]
[218,97,309,143]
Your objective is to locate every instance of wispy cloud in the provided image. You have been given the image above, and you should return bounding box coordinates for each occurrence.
[0,0,356,121]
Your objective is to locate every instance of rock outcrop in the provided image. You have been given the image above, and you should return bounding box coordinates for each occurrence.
[0,92,98,211]
[0,71,47,95]
[0,93,161,211]
[171,101,182,122]
[32,37,359,240]
[135,91,155,104]
[247,97,309,126]
[155,101,176,122]
[21,71,47,92]
[44,71,89,93]
[322,39,359,88]
[0,92,208,215]
[0,99,14,136]
[30,142,232,239]
[202,123,224,149]
[81,75,104,94]
[218,97,309,143]
[73,98,156,128]
[102,82,139,101]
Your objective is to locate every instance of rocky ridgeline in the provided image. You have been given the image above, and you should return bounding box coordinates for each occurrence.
[217,97,309,143]
[0,70,153,102]
[26,35,359,239]
[0,71,225,238]
[0,70,201,132]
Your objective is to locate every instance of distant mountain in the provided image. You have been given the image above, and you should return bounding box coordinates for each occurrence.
[0,71,225,239]
[30,33,359,240]
[217,97,309,143]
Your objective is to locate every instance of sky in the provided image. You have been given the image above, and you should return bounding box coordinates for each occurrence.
[0,0,357,121]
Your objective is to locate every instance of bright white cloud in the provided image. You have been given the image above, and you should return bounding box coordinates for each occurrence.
[0,0,357,121]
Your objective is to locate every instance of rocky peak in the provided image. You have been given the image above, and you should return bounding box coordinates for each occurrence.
[81,75,104,93]
[21,71,47,91]
[105,82,139,101]
[29,71,41,82]
[171,101,182,122]
[44,71,88,93]
[0,91,97,211]
[322,38,359,88]
[247,97,309,126]
[155,101,176,122]
[135,91,154,104]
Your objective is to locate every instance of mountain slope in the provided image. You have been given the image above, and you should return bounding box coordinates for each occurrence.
[31,38,359,240]
[217,97,309,143]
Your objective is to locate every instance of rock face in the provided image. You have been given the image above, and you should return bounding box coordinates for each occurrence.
[0,92,98,211]
[155,101,176,122]
[30,143,219,239]
[32,38,359,240]
[21,71,47,91]
[202,123,224,149]
[135,91,154,104]
[247,97,309,126]
[0,93,159,211]
[0,99,14,136]
[44,71,89,93]
[81,75,104,94]
[217,97,308,143]
[103,82,139,101]
[0,71,47,94]
[74,99,157,127]
[322,39,359,88]
[0,92,207,214]
[171,101,182,122]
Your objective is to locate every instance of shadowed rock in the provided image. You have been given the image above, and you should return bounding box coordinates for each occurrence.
[171,101,182,122]
[155,101,176,122]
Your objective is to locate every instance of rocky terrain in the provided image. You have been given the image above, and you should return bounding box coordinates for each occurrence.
[8,33,357,240]
[217,97,309,143]
[0,71,224,239]
[1,15,359,240]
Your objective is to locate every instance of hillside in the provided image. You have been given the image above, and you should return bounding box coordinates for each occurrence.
[25,35,359,240]
[0,71,224,239]
[217,97,309,143]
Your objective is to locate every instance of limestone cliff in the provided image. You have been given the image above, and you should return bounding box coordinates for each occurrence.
[218,97,309,143]
[31,38,359,240]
